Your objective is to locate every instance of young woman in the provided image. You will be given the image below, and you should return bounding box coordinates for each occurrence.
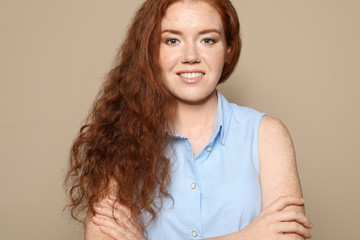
[65,0,312,239]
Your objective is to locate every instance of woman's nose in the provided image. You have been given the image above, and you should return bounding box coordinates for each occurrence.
[181,43,200,64]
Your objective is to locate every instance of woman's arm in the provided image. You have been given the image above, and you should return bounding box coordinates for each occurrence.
[259,115,303,209]
[259,116,308,239]
[84,198,115,240]
[84,181,145,240]
[204,115,312,240]
[91,116,311,240]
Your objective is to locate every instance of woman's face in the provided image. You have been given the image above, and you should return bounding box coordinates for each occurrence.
[159,1,229,104]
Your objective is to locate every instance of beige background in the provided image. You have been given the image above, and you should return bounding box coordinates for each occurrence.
[0,0,359,239]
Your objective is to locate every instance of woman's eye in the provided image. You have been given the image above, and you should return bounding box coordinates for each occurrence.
[165,38,180,45]
[201,38,216,45]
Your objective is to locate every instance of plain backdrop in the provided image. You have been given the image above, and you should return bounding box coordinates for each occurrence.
[1,0,359,239]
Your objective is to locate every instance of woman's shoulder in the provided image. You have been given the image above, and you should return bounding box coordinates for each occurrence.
[259,115,291,141]
[230,103,264,115]
[227,99,286,134]
[228,102,266,124]
[218,92,263,117]
[218,93,287,134]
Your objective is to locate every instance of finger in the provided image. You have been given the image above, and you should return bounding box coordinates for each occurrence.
[280,233,308,240]
[94,206,132,229]
[95,199,131,221]
[107,200,142,231]
[276,209,312,229]
[266,196,304,212]
[95,204,142,233]
[99,225,129,240]
[92,215,130,238]
[94,205,127,219]
[107,199,131,216]
[94,214,145,240]
[92,214,119,229]
[276,221,312,239]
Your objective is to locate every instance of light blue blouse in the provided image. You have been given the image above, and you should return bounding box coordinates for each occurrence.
[144,91,266,239]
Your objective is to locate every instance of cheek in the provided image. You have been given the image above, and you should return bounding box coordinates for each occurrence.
[204,49,226,71]
[159,54,166,72]
[159,48,178,72]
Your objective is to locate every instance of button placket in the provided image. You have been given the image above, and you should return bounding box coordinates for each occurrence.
[188,140,202,239]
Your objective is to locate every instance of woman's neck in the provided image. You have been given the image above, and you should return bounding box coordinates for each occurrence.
[174,90,218,138]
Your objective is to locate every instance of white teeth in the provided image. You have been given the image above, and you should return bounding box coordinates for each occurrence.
[179,72,203,78]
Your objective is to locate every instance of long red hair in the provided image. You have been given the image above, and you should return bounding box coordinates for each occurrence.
[65,0,241,228]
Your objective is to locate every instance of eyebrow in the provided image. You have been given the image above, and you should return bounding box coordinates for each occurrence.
[161,28,222,35]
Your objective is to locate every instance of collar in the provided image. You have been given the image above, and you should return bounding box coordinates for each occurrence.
[212,90,232,145]
[169,90,233,145]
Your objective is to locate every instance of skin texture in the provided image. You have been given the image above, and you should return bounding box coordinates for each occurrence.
[204,117,312,240]
[85,1,312,239]
[159,1,229,157]
[85,190,145,240]
[159,1,229,105]
[84,198,114,240]
[258,116,309,239]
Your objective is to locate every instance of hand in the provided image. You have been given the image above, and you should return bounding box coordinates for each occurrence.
[92,198,145,240]
[238,196,312,240]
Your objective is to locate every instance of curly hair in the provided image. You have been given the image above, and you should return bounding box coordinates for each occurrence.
[64,0,241,228]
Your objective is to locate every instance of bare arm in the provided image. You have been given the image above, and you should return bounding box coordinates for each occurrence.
[204,116,311,240]
[84,179,145,240]
[259,115,303,209]
[259,116,306,239]
[84,198,115,240]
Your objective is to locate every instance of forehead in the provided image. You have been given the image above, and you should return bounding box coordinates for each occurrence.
[161,1,223,32]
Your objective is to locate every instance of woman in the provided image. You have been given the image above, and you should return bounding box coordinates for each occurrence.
[65,0,312,239]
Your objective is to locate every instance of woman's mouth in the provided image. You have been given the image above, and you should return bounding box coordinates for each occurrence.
[178,72,204,78]
[177,71,205,84]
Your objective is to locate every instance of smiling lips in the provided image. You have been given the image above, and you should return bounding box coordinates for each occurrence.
[177,70,205,84]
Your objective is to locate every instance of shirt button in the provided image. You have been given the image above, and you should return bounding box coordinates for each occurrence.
[191,183,197,189]
[192,230,198,237]
[206,146,212,152]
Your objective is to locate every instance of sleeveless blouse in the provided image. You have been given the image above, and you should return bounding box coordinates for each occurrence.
[144,91,266,239]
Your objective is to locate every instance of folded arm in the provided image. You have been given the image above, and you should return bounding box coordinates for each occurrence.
[84,197,115,240]
[84,181,145,240]
[204,116,312,240]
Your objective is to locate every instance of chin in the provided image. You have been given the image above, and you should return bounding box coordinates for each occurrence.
[173,90,216,105]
